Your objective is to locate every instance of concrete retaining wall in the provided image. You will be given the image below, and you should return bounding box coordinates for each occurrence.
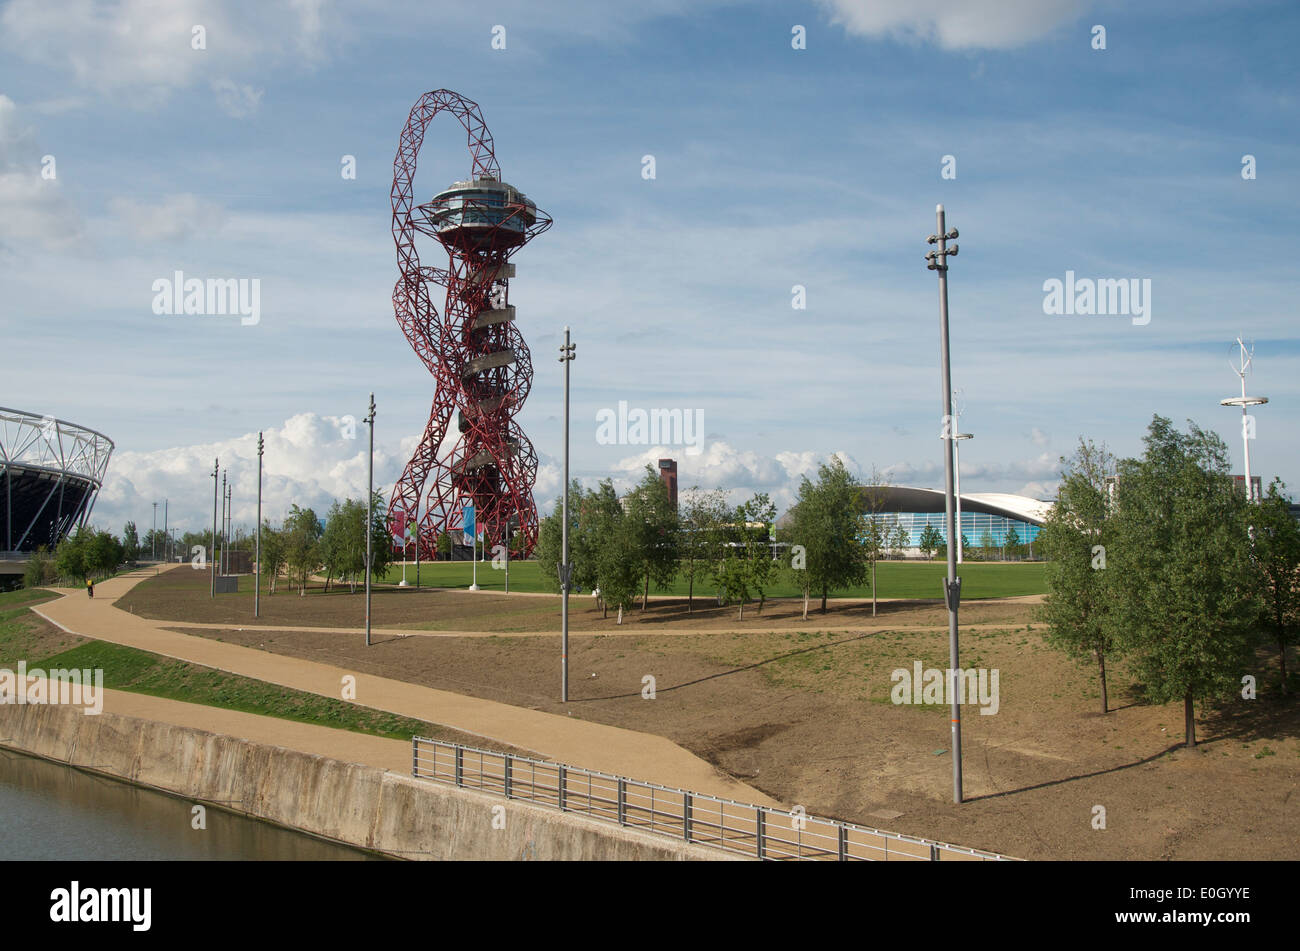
[0,702,741,861]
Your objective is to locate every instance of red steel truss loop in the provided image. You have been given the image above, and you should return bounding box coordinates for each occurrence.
[387,89,550,561]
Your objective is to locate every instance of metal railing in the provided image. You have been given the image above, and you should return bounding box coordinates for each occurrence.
[411,736,1016,861]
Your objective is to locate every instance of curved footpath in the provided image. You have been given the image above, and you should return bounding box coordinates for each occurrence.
[31,568,778,806]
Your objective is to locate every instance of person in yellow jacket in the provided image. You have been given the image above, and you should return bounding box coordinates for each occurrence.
[86,577,94,598]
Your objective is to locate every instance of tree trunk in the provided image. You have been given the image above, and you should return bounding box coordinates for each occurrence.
[1184,690,1196,748]
[617,604,623,625]
[872,560,877,617]
[602,597,607,619]
[821,585,828,614]
[687,575,693,615]
[758,592,765,614]
[642,572,649,611]
[1279,638,1289,695]
[802,587,809,621]
[738,599,744,621]
[1097,649,1109,714]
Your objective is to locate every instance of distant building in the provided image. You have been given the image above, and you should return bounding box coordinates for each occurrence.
[778,485,1051,557]
[658,458,678,510]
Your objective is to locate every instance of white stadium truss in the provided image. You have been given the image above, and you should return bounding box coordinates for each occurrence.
[0,406,114,554]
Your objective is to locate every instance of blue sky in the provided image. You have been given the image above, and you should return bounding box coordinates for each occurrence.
[1,0,1296,535]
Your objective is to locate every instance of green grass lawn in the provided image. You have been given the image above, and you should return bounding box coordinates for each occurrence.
[0,589,444,742]
[376,558,1046,600]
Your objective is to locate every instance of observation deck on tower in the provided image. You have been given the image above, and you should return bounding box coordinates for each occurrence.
[413,176,541,252]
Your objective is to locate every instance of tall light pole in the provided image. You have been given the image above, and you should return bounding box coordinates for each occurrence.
[255,432,263,618]
[211,459,219,597]
[559,327,576,702]
[151,502,158,561]
[225,482,232,574]
[365,393,375,647]
[1221,337,1267,502]
[163,499,168,561]
[926,203,963,804]
[954,430,973,564]
[220,469,228,576]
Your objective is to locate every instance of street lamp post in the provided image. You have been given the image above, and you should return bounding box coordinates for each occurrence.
[925,203,964,805]
[210,459,218,597]
[152,501,158,561]
[255,432,263,618]
[365,393,375,647]
[559,327,576,702]
[220,470,226,576]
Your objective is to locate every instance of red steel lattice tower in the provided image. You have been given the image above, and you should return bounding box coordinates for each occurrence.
[388,89,551,560]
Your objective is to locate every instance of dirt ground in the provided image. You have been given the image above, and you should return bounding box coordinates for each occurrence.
[121,566,1041,634]
[128,568,1299,860]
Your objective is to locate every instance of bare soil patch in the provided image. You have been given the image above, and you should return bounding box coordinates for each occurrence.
[134,570,1300,860]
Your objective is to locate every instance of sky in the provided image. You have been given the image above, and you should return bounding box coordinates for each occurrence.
[1,0,1296,537]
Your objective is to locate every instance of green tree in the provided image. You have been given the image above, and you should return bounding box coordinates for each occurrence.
[625,465,680,611]
[23,545,55,588]
[1251,479,1300,694]
[595,497,640,624]
[889,520,908,560]
[122,522,140,562]
[1038,438,1121,713]
[980,529,996,560]
[1106,416,1257,747]
[319,501,348,592]
[741,493,777,615]
[918,524,942,561]
[365,490,394,585]
[284,505,322,594]
[55,527,90,581]
[786,457,869,613]
[859,469,891,616]
[534,502,564,594]
[1004,525,1022,561]
[260,521,286,593]
[679,486,728,614]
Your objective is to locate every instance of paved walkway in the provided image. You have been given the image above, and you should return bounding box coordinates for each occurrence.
[32,569,777,805]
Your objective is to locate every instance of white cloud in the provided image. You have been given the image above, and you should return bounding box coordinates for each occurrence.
[1028,427,1050,447]
[107,193,226,242]
[0,95,83,252]
[211,78,263,118]
[815,0,1087,50]
[0,0,326,106]
[94,412,404,534]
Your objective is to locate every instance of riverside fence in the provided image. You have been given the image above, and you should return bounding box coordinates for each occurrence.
[411,736,1016,861]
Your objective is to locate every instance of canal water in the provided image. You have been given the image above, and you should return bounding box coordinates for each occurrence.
[0,748,383,860]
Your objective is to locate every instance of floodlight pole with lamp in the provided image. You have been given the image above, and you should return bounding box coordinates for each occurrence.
[220,470,227,576]
[364,393,375,647]
[255,432,262,618]
[954,431,973,564]
[559,327,576,702]
[926,204,964,805]
[1221,337,1267,503]
[152,502,158,561]
[210,459,218,597]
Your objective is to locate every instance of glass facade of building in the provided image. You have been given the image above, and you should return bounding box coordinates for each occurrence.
[864,510,1041,551]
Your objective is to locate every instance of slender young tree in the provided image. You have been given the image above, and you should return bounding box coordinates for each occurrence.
[625,465,680,611]
[918,525,942,562]
[786,457,869,613]
[1038,437,1121,713]
[679,486,728,614]
[859,469,891,616]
